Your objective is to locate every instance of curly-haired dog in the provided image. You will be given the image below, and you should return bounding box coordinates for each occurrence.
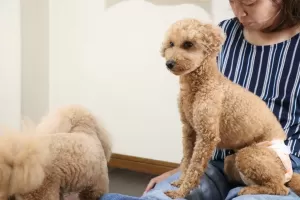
[0,105,112,200]
[160,18,300,199]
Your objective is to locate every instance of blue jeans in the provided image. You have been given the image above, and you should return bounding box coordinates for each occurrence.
[150,155,300,200]
[100,156,300,200]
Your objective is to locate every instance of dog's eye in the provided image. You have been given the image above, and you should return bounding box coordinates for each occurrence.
[182,41,193,49]
[170,41,174,47]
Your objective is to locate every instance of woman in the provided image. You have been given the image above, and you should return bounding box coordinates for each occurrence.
[143,0,300,199]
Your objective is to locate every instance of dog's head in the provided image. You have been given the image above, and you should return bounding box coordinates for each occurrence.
[160,18,226,76]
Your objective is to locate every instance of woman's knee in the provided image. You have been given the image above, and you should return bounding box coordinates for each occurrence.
[185,162,232,200]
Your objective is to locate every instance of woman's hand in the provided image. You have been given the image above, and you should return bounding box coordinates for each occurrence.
[143,167,180,195]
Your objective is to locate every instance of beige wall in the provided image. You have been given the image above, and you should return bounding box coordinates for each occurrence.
[18,0,234,162]
[0,0,21,129]
[21,0,49,123]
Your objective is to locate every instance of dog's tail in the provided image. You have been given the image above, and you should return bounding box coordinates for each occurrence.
[0,129,50,197]
[286,173,300,196]
[36,104,112,161]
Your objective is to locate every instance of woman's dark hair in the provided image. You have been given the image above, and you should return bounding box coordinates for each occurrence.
[265,0,300,32]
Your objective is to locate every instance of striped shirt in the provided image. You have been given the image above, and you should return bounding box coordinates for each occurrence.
[212,18,300,160]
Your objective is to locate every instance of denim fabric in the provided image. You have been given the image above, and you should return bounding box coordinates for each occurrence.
[187,155,300,200]
[101,172,184,200]
[100,155,300,200]
[225,187,300,200]
[291,155,300,173]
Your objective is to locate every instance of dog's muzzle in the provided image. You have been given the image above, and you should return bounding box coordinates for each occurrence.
[166,60,176,70]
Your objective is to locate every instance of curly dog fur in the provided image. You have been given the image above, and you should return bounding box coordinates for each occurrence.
[160,18,300,199]
[0,104,112,200]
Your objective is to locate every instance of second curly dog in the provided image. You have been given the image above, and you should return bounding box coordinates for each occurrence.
[160,18,300,199]
[0,105,111,200]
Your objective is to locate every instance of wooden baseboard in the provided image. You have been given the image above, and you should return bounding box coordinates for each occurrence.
[108,153,179,175]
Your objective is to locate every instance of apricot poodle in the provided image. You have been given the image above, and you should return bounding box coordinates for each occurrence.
[160,18,300,199]
[0,104,112,200]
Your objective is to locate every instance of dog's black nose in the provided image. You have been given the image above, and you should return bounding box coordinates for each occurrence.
[166,60,176,69]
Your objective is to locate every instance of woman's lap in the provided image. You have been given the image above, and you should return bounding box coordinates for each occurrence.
[150,156,300,200]
[149,161,231,200]
[101,155,300,200]
[225,187,300,200]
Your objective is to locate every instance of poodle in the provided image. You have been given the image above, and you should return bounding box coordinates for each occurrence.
[0,104,112,200]
[160,18,300,199]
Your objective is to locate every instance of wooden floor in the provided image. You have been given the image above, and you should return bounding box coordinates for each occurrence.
[64,168,155,200]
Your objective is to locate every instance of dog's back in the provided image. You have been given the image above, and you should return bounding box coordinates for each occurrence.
[36,104,112,162]
[216,77,286,150]
[4,105,112,200]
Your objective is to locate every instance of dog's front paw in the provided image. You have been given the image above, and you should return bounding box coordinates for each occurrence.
[164,190,185,199]
[171,180,183,188]
[238,188,249,196]
[238,187,259,196]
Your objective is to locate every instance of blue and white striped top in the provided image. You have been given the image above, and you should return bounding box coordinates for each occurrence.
[212,18,300,160]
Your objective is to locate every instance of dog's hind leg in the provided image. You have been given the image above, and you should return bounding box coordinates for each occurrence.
[19,185,60,200]
[17,177,60,200]
[224,154,244,185]
[171,123,196,188]
[235,145,289,196]
[79,173,109,200]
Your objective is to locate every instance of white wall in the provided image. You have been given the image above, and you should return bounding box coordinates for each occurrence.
[20,0,234,163]
[49,0,86,108]
[49,0,214,163]
[21,0,49,123]
[0,0,21,130]
[211,0,234,23]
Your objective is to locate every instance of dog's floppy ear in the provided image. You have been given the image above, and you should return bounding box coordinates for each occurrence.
[202,23,226,55]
